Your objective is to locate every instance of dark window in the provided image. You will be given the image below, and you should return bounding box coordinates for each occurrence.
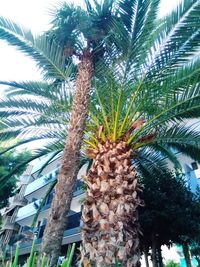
[191,162,198,170]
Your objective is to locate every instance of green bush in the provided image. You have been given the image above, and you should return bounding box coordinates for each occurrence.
[165,260,180,267]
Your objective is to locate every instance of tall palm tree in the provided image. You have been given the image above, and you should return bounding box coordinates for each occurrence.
[79,0,200,265]
[80,72,200,266]
[0,1,116,264]
[1,0,200,265]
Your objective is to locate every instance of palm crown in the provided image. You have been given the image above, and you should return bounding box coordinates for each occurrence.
[0,0,200,171]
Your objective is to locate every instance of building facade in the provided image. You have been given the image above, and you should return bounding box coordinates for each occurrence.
[0,154,86,260]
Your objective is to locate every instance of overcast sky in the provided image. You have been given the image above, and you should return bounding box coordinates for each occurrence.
[0,0,181,95]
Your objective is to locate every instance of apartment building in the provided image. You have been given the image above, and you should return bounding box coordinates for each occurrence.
[0,154,86,259]
[0,151,199,262]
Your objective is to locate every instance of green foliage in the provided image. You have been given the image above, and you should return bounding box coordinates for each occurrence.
[2,242,75,267]
[165,260,180,267]
[114,258,122,267]
[48,1,115,52]
[0,18,68,81]
[139,169,200,249]
[0,148,29,209]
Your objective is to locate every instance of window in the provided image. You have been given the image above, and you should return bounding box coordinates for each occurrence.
[191,162,198,170]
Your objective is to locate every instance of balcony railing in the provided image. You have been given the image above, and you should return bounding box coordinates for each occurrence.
[2,216,20,231]
[14,227,81,254]
[13,213,82,254]
[12,195,28,207]
[24,167,85,197]
[22,212,82,239]
[24,168,59,196]
[16,181,84,222]
[16,200,41,221]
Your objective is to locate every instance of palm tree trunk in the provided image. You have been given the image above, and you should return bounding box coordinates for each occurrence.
[157,247,163,267]
[182,242,192,267]
[151,235,158,267]
[81,140,141,267]
[144,245,150,267]
[41,51,93,267]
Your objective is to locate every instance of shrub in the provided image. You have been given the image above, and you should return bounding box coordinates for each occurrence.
[165,260,180,267]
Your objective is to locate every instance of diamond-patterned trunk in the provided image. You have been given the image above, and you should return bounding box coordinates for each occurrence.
[81,140,141,267]
[41,53,93,267]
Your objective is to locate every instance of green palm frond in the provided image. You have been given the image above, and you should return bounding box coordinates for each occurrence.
[168,143,200,163]
[0,81,59,100]
[106,0,200,83]
[0,80,72,146]
[0,17,69,80]
[156,123,200,145]
[147,144,182,170]
[0,136,54,156]
[135,148,170,176]
[152,0,200,66]
[117,0,161,76]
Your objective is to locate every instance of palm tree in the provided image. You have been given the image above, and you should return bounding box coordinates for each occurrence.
[0,1,116,264]
[79,0,200,265]
[1,0,200,265]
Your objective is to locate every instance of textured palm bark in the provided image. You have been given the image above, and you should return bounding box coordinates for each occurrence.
[41,52,93,267]
[81,140,141,267]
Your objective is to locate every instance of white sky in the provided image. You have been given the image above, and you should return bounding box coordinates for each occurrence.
[0,0,181,92]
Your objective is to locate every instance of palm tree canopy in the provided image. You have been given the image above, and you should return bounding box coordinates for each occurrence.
[0,0,200,178]
[84,0,200,166]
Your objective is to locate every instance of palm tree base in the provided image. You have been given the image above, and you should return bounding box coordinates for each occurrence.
[81,140,141,267]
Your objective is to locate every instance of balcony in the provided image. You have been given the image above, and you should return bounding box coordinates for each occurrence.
[16,200,41,221]
[20,212,81,239]
[16,184,84,223]
[12,195,28,207]
[24,168,59,196]
[2,216,20,231]
[13,213,82,255]
[13,227,81,256]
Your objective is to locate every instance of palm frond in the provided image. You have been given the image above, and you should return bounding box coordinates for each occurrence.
[146,0,200,77]
[147,144,181,169]
[168,143,200,163]
[0,81,58,100]
[0,17,68,80]
[135,148,170,176]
